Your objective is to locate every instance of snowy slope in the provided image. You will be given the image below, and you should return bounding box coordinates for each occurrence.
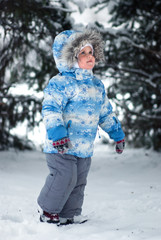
[0,144,161,240]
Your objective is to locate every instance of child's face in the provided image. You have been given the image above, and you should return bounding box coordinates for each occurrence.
[78,46,95,69]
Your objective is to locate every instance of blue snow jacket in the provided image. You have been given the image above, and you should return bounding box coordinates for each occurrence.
[42,30,125,158]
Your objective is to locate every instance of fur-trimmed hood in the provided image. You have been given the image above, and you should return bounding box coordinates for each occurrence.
[52,29,104,72]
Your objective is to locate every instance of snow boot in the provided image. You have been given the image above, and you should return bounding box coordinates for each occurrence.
[40,211,59,224]
[58,217,74,226]
[58,215,88,226]
[74,215,88,224]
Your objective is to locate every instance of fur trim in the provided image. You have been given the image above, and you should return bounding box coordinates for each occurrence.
[62,29,105,68]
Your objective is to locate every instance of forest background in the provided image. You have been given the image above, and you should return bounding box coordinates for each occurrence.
[0,0,161,151]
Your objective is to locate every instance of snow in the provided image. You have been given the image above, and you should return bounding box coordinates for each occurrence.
[69,1,111,27]
[0,144,161,240]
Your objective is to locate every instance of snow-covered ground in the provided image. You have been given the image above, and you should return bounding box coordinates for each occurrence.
[0,144,161,240]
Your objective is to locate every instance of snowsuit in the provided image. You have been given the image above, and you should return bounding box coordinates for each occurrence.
[37,29,125,218]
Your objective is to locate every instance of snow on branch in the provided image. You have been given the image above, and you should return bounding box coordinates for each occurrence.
[102,27,161,61]
[150,73,161,82]
[42,5,76,13]
[118,67,157,88]
[118,36,161,60]
[106,64,157,89]
[115,100,161,121]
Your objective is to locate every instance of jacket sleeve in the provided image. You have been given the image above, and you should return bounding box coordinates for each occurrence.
[98,88,125,142]
[42,76,68,141]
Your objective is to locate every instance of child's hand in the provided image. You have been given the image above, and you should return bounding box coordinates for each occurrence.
[53,137,72,154]
[116,139,125,154]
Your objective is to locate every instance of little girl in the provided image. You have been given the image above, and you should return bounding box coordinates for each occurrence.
[37,29,125,225]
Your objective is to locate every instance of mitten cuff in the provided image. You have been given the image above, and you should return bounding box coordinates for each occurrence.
[116,139,125,144]
[53,137,70,147]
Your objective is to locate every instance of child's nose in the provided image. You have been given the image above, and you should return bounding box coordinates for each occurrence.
[87,53,92,58]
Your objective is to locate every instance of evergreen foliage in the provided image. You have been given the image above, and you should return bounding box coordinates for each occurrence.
[93,0,161,150]
[0,0,72,150]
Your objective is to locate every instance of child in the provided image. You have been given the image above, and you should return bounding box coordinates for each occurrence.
[37,29,125,225]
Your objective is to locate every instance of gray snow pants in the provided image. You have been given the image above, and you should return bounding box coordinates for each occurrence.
[37,153,91,218]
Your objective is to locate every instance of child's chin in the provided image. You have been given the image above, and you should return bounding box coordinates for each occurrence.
[88,66,94,69]
[86,64,94,69]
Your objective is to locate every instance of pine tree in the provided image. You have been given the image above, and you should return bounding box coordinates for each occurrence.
[92,0,161,150]
[0,0,72,150]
